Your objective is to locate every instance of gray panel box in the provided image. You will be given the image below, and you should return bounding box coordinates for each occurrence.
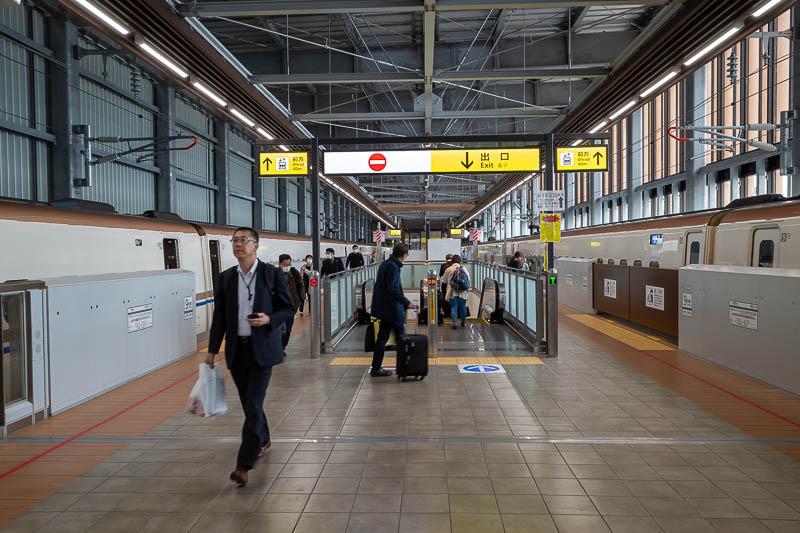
[45,270,196,414]
[554,258,596,315]
[679,265,800,396]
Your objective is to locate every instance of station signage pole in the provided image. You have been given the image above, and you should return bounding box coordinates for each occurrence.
[310,138,322,357]
[544,133,558,357]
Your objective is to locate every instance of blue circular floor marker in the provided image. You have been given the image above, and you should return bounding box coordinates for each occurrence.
[463,364,500,373]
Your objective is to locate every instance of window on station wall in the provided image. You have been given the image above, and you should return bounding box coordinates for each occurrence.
[678,180,686,213]
[653,93,664,181]
[664,184,672,216]
[666,83,683,177]
[620,118,628,191]
[642,101,652,184]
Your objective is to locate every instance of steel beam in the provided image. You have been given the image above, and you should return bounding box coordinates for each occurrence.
[295,107,564,121]
[214,120,231,225]
[423,0,436,134]
[435,67,610,81]
[250,72,422,85]
[155,85,176,213]
[178,0,669,17]
[381,202,475,211]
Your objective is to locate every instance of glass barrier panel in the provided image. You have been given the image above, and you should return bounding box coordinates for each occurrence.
[346,276,353,319]
[330,280,340,333]
[517,274,526,323]
[401,263,413,289]
[1,293,27,406]
[506,275,516,319]
[525,278,537,331]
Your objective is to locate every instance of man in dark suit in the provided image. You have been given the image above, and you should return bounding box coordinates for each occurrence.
[206,227,295,487]
[346,245,365,269]
[321,247,342,276]
[369,243,417,377]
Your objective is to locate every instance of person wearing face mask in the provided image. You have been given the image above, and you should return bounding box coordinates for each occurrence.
[278,254,303,351]
[299,255,313,316]
[346,245,364,269]
[321,247,342,276]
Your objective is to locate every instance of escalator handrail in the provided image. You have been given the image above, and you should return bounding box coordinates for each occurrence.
[478,277,505,320]
[356,277,375,314]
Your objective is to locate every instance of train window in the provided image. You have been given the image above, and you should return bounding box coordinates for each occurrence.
[757,240,774,268]
[619,259,628,266]
[209,240,222,293]
[596,258,604,264]
[633,260,642,267]
[163,238,179,269]
[607,259,615,265]
[689,242,701,265]
[649,261,660,268]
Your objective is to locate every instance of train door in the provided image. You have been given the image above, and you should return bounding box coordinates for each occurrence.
[163,238,179,269]
[684,232,704,265]
[209,239,222,293]
[751,227,779,267]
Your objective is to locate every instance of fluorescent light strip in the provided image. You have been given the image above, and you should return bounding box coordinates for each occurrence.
[752,0,782,17]
[685,26,742,66]
[609,100,637,120]
[72,0,130,35]
[229,108,255,127]
[256,128,274,140]
[571,140,583,147]
[589,121,608,134]
[191,81,227,107]
[137,42,189,78]
[279,145,289,152]
[640,71,679,98]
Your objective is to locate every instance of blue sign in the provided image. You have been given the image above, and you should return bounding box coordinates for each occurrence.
[650,233,663,245]
[459,364,506,374]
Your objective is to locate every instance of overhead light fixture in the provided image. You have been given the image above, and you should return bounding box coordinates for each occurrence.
[229,108,255,127]
[752,0,782,17]
[640,71,679,98]
[571,140,583,147]
[609,100,638,120]
[191,80,227,107]
[256,127,274,140]
[589,121,608,134]
[279,145,289,152]
[71,0,130,35]
[135,37,189,78]
[684,26,742,66]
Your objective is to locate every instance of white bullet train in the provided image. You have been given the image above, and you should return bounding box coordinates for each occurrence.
[0,199,375,339]
[473,194,800,269]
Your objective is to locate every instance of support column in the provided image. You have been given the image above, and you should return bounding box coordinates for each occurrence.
[792,5,800,195]
[757,158,769,194]
[214,120,230,225]
[155,86,176,212]
[277,179,288,232]
[627,110,642,220]
[311,138,321,271]
[297,175,307,235]
[252,143,264,230]
[48,18,81,201]
[729,165,741,202]
[684,68,707,211]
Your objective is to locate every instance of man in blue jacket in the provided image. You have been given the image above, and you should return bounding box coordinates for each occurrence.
[369,242,417,377]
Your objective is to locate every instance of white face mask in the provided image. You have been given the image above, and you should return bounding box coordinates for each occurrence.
[327,254,334,259]
[353,249,358,253]
[282,266,291,272]
[306,259,312,264]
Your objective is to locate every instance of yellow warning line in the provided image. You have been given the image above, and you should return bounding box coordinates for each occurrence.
[329,356,543,366]
[567,314,670,351]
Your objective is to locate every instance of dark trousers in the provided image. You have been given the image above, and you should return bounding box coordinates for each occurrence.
[281,314,295,348]
[372,320,405,370]
[299,278,310,312]
[230,339,273,470]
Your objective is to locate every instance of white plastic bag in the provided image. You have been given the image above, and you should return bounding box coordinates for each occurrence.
[186,363,227,418]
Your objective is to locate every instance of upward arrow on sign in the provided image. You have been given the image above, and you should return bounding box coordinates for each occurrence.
[265,157,273,170]
[461,152,473,170]
[593,152,603,165]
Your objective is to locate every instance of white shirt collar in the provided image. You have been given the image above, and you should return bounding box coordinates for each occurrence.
[237,258,259,276]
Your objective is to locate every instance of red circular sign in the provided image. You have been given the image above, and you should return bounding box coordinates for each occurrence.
[368,153,387,172]
[310,279,318,287]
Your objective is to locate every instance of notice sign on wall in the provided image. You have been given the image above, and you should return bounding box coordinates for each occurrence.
[604,279,617,299]
[729,301,758,331]
[127,304,153,333]
[682,293,693,317]
[645,285,665,311]
[184,296,194,320]
[540,213,562,242]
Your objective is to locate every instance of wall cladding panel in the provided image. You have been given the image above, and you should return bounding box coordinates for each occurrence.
[0,130,34,199]
[229,155,252,195]
[80,162,155,215]
[229,196,253,227]
[1,36,31,128]
[78,37,155,105]
[176,180,214,222]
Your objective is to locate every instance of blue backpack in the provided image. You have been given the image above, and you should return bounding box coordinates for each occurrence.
[451,267,470,291]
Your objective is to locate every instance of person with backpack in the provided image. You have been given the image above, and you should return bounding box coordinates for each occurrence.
[206,227,295,488]
[441,255,470,329]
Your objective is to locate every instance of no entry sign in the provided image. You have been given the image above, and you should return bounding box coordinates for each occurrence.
[368,153,387,172]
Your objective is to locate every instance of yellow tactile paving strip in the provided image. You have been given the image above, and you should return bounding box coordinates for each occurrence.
[567,314,671,351]
[330,356,543,365]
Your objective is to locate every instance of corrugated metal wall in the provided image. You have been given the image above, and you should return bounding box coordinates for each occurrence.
[173,95,215,222]
[0,5,48,201]
[228,128,254,227]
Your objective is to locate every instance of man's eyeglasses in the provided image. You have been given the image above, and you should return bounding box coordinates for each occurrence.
[230,237,256,244]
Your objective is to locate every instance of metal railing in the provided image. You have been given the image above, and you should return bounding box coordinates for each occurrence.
[322,262,380,352]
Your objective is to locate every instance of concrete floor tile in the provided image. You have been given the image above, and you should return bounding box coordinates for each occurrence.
[398,512,451,533]
[346,512,400,533]
[551,514,611,532]
[450,513,504,533]
[294,512,350,533]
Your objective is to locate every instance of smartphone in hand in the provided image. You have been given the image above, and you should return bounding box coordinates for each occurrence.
[247,313,259,319]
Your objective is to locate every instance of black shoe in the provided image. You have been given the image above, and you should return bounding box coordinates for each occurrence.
[451,325,458,330]
[370,368,392,377]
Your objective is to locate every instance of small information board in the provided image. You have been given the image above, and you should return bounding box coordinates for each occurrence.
[540,213,562,242]
[535,191,566,213]
[555,146,608,172]
[259,152,308,176]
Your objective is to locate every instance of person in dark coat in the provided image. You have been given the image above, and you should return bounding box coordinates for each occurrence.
[439,254,453,278]
[346,245,365,269]
[369,243,417,377]
[321,247,342,276]
[508,251,524,269]
[278,254,303,350]
[206,227,295,488]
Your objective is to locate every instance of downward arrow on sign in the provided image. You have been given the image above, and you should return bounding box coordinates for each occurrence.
[461,152,473,169]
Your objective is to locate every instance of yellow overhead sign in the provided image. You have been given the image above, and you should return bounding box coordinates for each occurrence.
[449,229,463,236]
[431,148,540,173]
[388,229,402,237]
[259,152,308,176]
[555,146,608,172]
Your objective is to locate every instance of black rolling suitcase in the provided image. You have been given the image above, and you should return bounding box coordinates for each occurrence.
[396,334,428,381]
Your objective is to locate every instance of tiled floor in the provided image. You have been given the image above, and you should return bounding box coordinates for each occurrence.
[2,312,800,532]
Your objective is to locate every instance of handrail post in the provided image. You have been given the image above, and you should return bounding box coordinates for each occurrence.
[322,274,334,353]
[427,271,438,358]
[546,267,558,357]
[308,271,321,359]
